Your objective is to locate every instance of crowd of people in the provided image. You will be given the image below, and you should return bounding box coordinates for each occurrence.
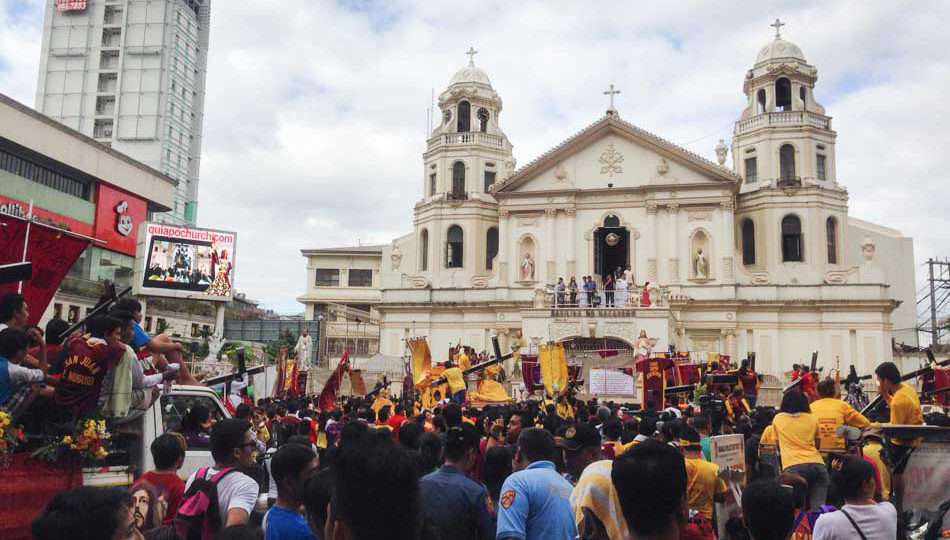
[3,291,946,540]
[19,348,947,540]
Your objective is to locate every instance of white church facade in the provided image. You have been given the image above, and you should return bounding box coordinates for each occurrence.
[301,27,917,379]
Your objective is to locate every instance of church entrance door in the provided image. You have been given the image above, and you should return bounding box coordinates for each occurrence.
[594,227,629,280]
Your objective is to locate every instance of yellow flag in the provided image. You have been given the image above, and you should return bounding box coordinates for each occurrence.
[408,337,432,387]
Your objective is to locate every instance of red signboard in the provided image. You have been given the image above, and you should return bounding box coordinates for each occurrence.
[56,0,87,11]
[94,183,147,257]
[0,195,94,238]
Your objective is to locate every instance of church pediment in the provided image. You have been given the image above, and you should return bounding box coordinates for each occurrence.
[493,114,740,194]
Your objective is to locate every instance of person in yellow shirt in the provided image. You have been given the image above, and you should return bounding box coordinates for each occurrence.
[556,395,575,419]
[874,361,923,514]
[455,348,471,371]
[771,389,829,511]
[810,378,871,452]
[442,360,467,405]
[681,428,727,521]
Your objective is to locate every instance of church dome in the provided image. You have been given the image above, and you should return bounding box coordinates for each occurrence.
[756,36,806,65]
[448,64,492,87]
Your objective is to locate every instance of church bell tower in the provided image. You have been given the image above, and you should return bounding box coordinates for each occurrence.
[414,48,514,286]
[732,21,850,285]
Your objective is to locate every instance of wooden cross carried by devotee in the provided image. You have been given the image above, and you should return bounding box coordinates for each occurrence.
[603,84,621,113]
[430,336,512,386]
[771,18,785,38]
[466,46,478,66]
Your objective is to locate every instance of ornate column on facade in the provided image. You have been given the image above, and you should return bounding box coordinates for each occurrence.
[545,208,557,280]
[720,199,736,284]
[565,207,577,278]
[667,203,680,284]
[498,209,509,284]
[721,328,737,359]
[646,202,658,282]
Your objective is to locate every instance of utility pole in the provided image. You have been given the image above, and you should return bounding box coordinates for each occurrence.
[930,258,938,346]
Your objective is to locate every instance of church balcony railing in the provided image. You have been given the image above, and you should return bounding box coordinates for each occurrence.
[446,191,469,201]
[427,132,505,150]
[542,285,669,311]
[735,111,831,135]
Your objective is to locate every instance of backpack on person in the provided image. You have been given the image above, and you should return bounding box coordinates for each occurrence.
[173,467,239,540]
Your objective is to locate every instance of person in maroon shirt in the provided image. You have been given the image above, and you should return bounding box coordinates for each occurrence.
[135,433,187,527]
[53,316,125,417]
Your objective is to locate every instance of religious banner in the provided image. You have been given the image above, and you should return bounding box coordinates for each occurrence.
[407,337,432,387]
[710,434,746,539]
[901,442,950,514]
[348,370,367,397]
[589,368,635,395]
[318,350,350,411]
[538,342,569,398]
[282,358,299,396]
[636,355,674,410]
[0,213,90,325]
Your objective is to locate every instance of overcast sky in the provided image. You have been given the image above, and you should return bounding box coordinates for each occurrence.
[1,0,948,316]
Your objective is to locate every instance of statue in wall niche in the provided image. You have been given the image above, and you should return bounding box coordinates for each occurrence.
[521,252,536,281]
[390,239,402,271]
[656,157,670,177]
[694,248,707,278]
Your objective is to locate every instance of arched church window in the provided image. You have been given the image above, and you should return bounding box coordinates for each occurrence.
[452,162,466,198]
[741,219,756,265]
[756,89,766,114]
[826,217,838,264]
[781,215,803,262]
[446,225,464,268]
[457,101,471,132]
[775,78,791,111]
[420,229,429,271]
[779,144,796,181]
[604,214,620,228]
[799,86,807,104]
[477,108,490,133]
[486,227,498,270]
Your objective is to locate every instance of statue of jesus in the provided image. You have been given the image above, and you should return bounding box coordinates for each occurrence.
[521,252,535,281]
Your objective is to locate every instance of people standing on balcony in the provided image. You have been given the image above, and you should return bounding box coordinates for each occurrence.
[640,282,652,307]
[568,277,578,306]
[586,276,598,307]
[604,275,615,307]
[555,278,566,307]
[616,274,628,307]
[579,277,589,308]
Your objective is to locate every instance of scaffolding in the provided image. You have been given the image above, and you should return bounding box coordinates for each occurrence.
[917,258,950,349]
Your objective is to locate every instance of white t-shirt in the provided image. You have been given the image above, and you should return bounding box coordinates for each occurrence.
[184,466,259,526]
[263,448,278,500]
[813,502,897,540]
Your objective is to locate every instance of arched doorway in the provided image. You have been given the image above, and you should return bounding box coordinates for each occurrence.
[594,214,629,280]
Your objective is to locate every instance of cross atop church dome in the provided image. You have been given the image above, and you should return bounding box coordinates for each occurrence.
[770,18,785,39]
[465,46,478,67]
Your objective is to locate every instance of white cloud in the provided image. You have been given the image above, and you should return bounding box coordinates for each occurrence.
[2,0,949,313]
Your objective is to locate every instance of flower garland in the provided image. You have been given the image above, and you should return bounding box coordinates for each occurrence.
[33,418,112,465]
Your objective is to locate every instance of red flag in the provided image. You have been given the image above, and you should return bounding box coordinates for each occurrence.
[318,350,350,410]
[0,213,90,325]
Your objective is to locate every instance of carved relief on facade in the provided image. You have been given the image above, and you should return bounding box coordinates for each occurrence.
[687,210,712,222]
[599,143,624,178]
[604,322,637,346]
[550,322,582,342]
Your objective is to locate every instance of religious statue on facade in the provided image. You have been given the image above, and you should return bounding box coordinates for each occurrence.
[635,330,652,359]
[695,248,707,278]
[521,252,535,281]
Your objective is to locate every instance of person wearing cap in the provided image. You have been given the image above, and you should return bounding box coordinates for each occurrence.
[496,428,577,540]
[812,455,897,540]
[862,434,890,500]
[680,427,727,530]
[558,423,602,485]
[419,425,494,540]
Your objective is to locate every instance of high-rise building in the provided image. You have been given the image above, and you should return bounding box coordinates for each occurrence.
[35,0,211,226]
